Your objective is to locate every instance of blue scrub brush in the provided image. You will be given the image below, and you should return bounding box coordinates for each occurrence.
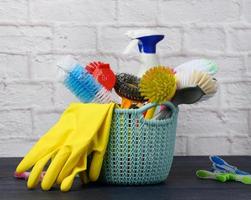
[63,64,101,102]
[57,56,121,104]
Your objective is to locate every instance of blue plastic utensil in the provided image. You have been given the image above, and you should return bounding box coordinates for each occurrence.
[209,156,250,175]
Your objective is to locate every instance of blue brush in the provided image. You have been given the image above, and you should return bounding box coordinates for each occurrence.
[64,64,101,102]
[57,56,121,104]
[210,156,250,175]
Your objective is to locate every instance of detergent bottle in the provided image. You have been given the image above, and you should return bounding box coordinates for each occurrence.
[124,30,164,77]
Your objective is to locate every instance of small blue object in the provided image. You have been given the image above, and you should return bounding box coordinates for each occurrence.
[209,155,250,175]
[212,163,229,173]
[64,64,101,102]
[137,35,164,54]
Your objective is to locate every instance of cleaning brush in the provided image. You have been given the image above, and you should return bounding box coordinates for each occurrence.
[63,64,101,102]
[57,56,121,104]
[175,59,218,75]
[114,73,145,108]
[139,66,176,119]
[86,61,116,91]
[176,70,217,95]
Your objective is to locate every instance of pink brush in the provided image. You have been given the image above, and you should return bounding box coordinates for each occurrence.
[14,171,45,181]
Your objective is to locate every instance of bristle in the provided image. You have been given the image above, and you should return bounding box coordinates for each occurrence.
[203,81,217,94]
[175,59,218,75]
[94,89,109,103]
[63,65,120,103]
[190,71,217,95]
[114,73,145,102]
[63,65,101,102]
[197,72,208,86]
[139,66,176,103]
[94,88,114,103]
[176,69,217,95]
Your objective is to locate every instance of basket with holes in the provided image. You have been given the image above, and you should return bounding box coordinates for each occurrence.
[100,101,178,185]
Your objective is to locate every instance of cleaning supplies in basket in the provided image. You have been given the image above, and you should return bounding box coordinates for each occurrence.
[196,156,251,184]
[15,103,115,192]
[14,28,222,192]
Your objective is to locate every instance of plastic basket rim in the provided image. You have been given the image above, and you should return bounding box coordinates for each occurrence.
[113,101,179,125]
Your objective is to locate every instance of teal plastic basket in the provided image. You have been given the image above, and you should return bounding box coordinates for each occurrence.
[101,102,178,185]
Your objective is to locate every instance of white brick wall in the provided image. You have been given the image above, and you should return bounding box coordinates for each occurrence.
[0,0,250,156]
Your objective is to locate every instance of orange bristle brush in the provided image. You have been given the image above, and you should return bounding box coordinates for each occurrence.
[139,66,176,119]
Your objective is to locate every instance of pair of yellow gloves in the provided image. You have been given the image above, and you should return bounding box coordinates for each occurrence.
[16,103,115,192]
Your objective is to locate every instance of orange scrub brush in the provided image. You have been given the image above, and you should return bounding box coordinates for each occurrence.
[139,66,176,119]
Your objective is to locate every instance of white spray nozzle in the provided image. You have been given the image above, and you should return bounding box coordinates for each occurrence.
[123,39,139,54]
[123,29,164,55]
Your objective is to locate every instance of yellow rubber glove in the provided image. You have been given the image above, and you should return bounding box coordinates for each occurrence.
[16,103,79,188]
[59,104,114,191]
[88,104,114,182]
[59,104,115,191]
[16,103,115,191]
[59,152,88,192]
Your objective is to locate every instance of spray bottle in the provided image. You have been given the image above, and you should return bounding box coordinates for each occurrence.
[124,30,164,77]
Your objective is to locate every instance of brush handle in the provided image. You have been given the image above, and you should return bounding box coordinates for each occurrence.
[145,107,156,119]
[121,97,133,109]
[229,174,251,184]
[196,170,228,182]
[139,102,176,120]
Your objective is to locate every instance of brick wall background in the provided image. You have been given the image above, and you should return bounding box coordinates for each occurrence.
[0,0,251,156]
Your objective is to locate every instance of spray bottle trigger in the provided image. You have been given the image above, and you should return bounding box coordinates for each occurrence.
[123,39,139,54]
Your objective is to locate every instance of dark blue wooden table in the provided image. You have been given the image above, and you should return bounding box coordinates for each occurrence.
[1,156,251,200]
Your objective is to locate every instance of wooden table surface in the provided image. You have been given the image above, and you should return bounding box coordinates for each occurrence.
[1,156,251,200]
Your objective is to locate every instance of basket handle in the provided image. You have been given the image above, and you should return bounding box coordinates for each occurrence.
[137,102,177,118]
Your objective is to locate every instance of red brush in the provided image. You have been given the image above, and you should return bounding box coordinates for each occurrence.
[86,61,116,91]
